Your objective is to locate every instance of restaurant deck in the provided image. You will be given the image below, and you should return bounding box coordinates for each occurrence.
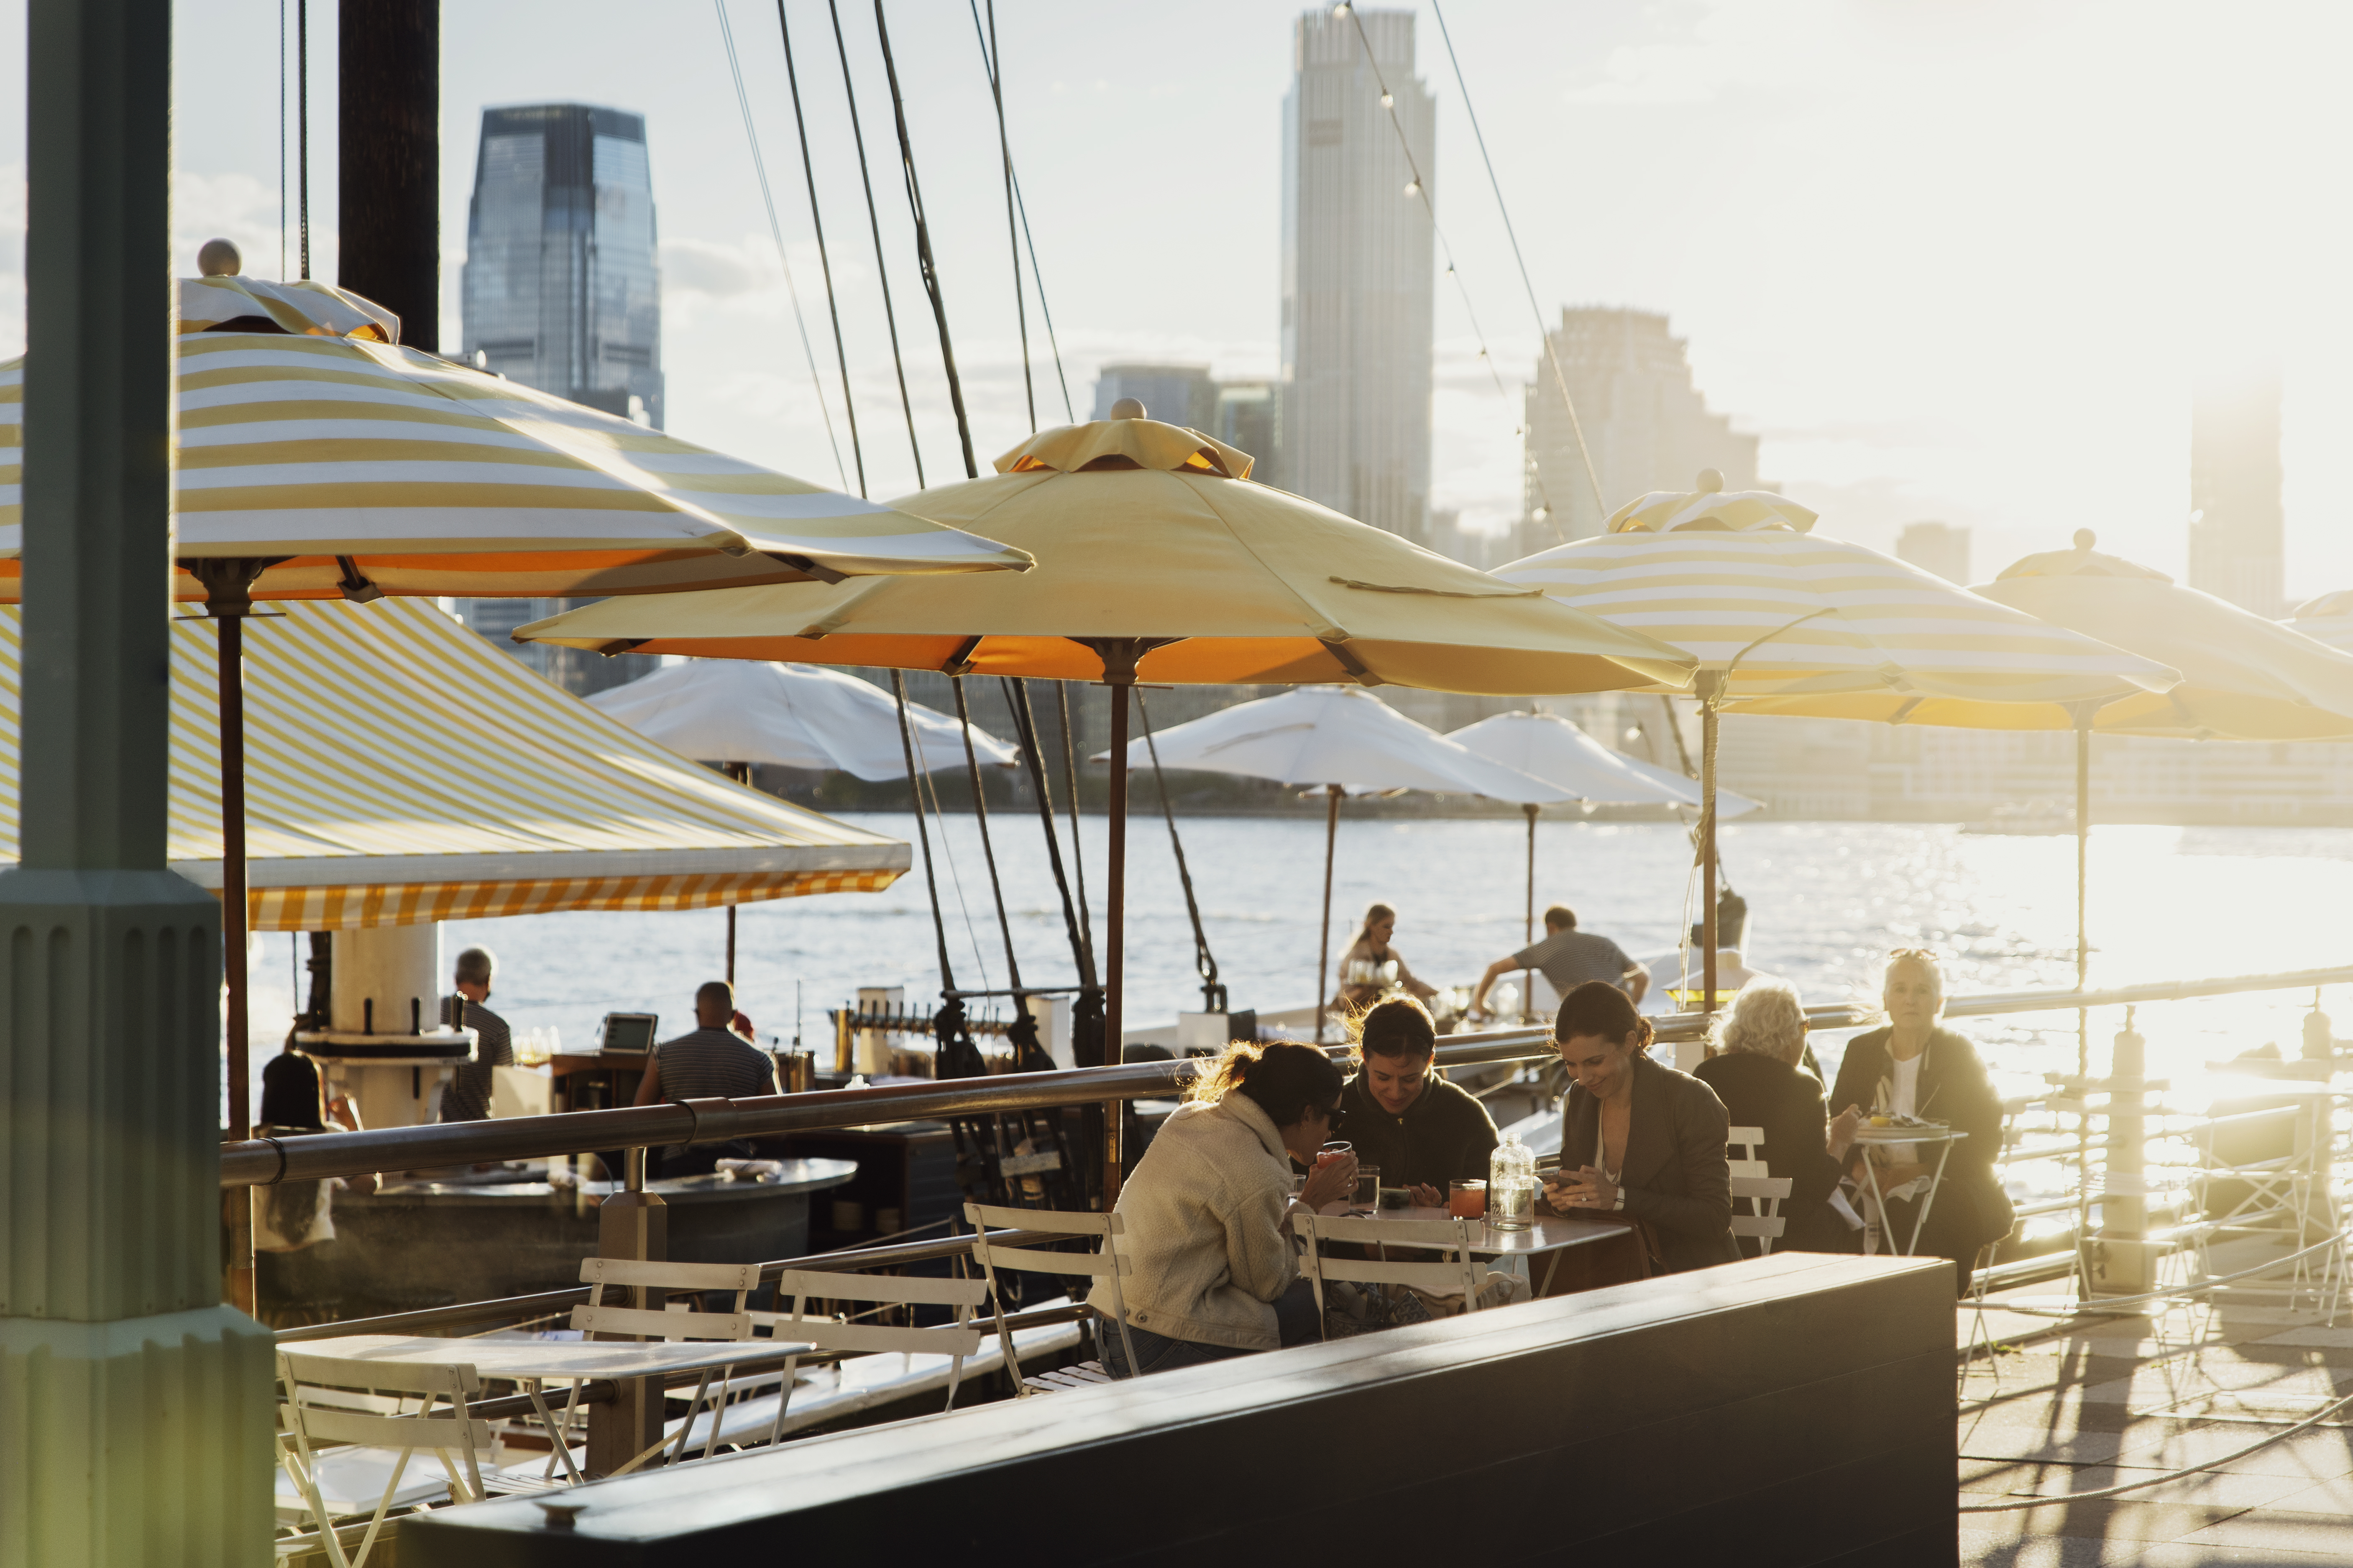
[1959,1249,2353,1565]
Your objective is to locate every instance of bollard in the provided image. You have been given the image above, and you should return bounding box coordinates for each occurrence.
[2088,1010,2160,1296]
[585,1146,667,1475]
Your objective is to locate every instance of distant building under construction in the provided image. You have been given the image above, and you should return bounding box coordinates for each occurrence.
[1518,308,1758,560]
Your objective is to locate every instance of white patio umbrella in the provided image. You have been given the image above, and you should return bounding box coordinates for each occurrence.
[585,660,1018,781]
[1447,710,1762,1016]
[587,658,1019,980]
[1102,685,1569,1037]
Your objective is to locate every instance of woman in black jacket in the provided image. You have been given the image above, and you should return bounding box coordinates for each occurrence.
[1827,949,2015,1294]
[1693,979,1861,1256]
[1546,982,1738,1274]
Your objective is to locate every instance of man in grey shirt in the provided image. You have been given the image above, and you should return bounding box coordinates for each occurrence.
[437,946,513,1122]
[1468,905,1649,1021]
[635,980,777,1175]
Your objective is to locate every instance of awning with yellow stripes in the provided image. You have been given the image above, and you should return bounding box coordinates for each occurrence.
[0,598,909,928]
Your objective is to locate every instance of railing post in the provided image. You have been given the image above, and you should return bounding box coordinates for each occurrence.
[2087,1010,2152,1297]
[586,1146,667,1476]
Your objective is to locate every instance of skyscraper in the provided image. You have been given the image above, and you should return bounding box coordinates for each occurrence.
[1281,8,1433,543]
[462,104,664,426]
[1898,521,1972,584]
[459,104,664,696]
[2189,363,2285,618]
[1517,308,1759,558]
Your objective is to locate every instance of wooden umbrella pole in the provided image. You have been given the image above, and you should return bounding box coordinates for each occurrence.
[221,613,250,1140]
[1102,663,1133,1203]
[725,762,750,985]
[1315,784,1340,1044]
[1699,674,1724,1014]
[1523,802,1538,1025]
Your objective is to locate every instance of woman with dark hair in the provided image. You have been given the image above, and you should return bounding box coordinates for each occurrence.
[1545,981,1738,1274]
[1335,902,1439,1012]
[1091,1039,1358,1377]
[1337,997,1498,1204]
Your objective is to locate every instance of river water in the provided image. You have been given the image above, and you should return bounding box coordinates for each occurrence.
[238,815,2353,1116]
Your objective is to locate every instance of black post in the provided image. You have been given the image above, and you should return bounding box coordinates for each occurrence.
[338,0,440,349]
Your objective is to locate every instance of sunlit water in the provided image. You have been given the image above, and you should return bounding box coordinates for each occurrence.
[236,817,2353,1129]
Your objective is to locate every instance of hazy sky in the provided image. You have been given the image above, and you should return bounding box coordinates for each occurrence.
[0,0,2348,592]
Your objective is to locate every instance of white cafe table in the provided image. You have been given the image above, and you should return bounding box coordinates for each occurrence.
[1850,1126,1968,1257]
[1310,1203,1646,1296]
[286,1332,818,1484]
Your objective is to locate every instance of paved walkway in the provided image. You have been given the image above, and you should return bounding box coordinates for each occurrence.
[1958,1297,2353,1565]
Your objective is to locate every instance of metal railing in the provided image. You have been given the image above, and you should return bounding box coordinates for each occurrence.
[220,963,2353,1190]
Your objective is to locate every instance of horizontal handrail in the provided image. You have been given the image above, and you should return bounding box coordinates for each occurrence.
[220,963,2353,1190]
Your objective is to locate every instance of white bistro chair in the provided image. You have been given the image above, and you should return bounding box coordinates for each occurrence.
[1292,1211,1498,1336]
[964,1202,1138,1392]
[568,1257,762,1476]
[746,1269,990,1446]
[1726,1126,1793,1256]
[276,1349,495,1568]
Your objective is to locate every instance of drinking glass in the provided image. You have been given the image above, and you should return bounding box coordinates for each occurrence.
[1449,1179,1488,1220]
[1354,1164,1381,1212]
[1315,1140,1352,1170]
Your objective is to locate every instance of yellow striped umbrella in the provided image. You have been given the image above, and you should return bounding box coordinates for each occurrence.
[1494,471,2179,1004]
[0,597,908,927]
[2288,590,2353,656]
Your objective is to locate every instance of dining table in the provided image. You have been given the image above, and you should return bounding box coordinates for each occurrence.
[1313,1202,1647,1297]
[1850,1124,1968,1258]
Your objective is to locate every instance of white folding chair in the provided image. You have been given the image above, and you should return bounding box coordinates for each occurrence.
[567,1257,761,1474]
[1726,1126,1793,1257]
[276,1350,495,1568]
[964,1202,1138,1392]
[1292,1211,1497,1336]
[746,1270,990,1446]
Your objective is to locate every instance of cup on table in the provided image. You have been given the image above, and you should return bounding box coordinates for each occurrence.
[1449,1179,1488,1219]
[1353,1164,1381,1212]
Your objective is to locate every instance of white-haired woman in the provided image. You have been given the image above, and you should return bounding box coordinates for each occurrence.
[1693,980,1861,1256]
[1826,949,2015,1293]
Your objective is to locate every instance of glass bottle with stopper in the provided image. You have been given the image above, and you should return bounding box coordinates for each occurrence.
[1489,1131,1537,1231]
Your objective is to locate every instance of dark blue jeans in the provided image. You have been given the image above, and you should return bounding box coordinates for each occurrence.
[1099,1280,1322,1379]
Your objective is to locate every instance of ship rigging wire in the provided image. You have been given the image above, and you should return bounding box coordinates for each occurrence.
[970,0,1035,432]
[826,0,929,486]
[774,0,868,494]
[874,0,980,480]
[716,0,847,490]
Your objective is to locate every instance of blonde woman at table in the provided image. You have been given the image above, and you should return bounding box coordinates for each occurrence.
[1692,979,1862,1256]
[1826,949,2014,1295]
[1090,1040,1358,1378]
[1544,981,1738,1274]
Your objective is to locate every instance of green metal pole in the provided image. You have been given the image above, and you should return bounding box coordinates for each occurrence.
[0,0,276,1557]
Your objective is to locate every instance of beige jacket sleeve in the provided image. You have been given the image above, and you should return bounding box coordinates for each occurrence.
[1218,1179,1298,1305]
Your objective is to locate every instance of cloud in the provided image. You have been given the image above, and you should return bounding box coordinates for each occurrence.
[662,235,770,300]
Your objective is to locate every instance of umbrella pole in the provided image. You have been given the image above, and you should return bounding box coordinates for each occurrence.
[1316,785,1340,1044]
[1523,802,1538,1026]
[1103,673,1132,1203]
[1699,676,1723,1014]
[2076,721,2091,1173]
[219,613,255,1315]
[724,762,750,986]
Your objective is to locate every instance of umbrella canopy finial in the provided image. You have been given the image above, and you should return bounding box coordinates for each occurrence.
[1110,397,1146,419]
[197,238,240,277]
[1696,467,1724,493]
[2074,528,2097,551]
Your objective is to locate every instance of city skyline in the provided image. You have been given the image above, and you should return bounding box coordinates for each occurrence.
[0,1,2348,597]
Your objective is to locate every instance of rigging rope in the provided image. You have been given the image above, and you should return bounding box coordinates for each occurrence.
[824,0,927,487]
[890,671,957,993]
[1334,3,1548,537]
[874,0,980,479]
[1136,690,1225,1014]
[1011,172,1074,423]
[950,676,1023,992]
[969,0,1034,431]
[279,0,287,280]
[774,0,867,495]
[1003,677,1095,988]
[912,711,992,993]
[1427,0,1605,537]
[716,0,848,490]
[1059,683,1094,963]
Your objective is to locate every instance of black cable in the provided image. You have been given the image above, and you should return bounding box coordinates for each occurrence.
[970,0,1033,431]
[1136,690,1223,1014]
[950,676,1022,992]
[775,0,867,495]
[1058,683,1093,963]
[825,0,926,487]
[891,671,956,993]
[873,0,980,480]
[1003,677,1092,988]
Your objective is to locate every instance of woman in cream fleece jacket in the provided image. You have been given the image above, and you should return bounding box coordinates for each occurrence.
[1090,1041,1358,1377]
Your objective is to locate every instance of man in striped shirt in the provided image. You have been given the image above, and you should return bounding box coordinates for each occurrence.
[634,980,776,1175]
[437,946,513,1123]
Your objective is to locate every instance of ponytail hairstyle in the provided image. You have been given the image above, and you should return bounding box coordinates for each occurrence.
[1552,980,1655,1054]
[1350,995,1437,1068]
[1188,1038,1345,1128]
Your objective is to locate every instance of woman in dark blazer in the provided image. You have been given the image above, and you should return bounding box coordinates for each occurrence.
[1827,950,2014,1293]
[1693,979,1860,1256]
[1546,981,1738,1274]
